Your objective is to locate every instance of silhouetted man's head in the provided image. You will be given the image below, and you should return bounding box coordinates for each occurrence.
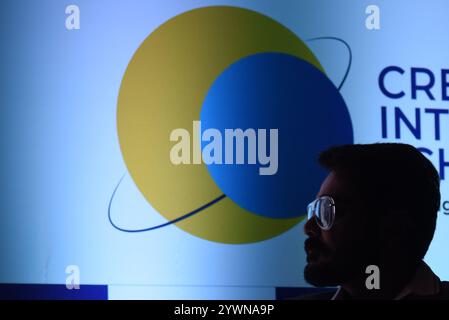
[304,143,440,288]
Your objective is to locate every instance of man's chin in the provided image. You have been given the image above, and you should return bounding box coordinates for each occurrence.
[304,261,342,287]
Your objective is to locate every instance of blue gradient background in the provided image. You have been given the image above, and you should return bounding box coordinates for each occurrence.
[1,0,448,299]
[200,52,352,218]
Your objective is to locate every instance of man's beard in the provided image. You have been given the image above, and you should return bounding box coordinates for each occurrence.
[304,237,375,287]
[304,255,351,287]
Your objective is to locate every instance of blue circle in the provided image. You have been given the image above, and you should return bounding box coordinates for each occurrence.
[200,52,353,218]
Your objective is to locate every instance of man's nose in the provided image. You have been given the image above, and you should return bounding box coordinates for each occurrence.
[304,216,321,238]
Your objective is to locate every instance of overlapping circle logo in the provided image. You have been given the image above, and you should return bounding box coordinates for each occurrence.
[115,6,353,243]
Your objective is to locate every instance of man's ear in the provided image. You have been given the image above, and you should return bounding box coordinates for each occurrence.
[377,209,418,256]
[379,209,415,233]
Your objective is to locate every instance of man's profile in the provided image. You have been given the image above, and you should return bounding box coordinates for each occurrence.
[300,143,448,300]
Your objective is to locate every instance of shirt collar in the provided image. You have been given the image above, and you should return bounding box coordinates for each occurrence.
[394,261,440,300]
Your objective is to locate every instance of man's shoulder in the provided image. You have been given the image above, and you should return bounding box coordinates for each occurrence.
[289,289,338,300]
[438,281,449,299]
[289,282,449,300]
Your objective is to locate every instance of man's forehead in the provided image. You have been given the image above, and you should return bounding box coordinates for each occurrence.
[316,171,354,200]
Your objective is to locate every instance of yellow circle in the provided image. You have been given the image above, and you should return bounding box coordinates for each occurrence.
[117,6,322,243]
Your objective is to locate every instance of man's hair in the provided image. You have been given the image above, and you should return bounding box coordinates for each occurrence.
[318,143,440,260]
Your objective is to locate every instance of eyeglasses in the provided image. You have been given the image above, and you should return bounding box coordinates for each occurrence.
[307,195,336,230]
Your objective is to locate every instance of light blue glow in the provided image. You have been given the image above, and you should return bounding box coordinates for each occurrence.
[1,0,448,299]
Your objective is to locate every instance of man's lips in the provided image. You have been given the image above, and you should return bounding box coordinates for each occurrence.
[306,249,321,263]
[305,238,327,262]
